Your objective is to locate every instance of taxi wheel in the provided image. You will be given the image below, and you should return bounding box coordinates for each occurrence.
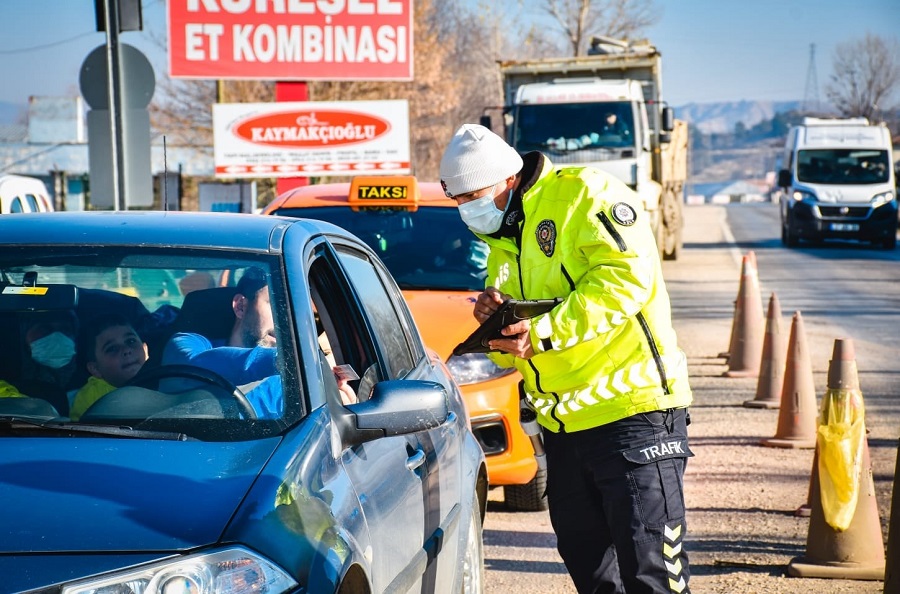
[503,466,548,512]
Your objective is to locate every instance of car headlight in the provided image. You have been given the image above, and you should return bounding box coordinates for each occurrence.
[445,352,516,386]
[62,547,297,594]
[791,190,817,203]
[871,190,895,206]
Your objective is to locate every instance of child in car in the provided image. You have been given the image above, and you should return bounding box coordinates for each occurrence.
[70,314,148,421]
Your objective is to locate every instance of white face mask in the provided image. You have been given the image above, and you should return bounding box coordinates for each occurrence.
[29,331,76,369]
[458,186,512,234]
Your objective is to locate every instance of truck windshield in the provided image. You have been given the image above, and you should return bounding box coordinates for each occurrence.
[796,149,891,185]
[513,102,635,152]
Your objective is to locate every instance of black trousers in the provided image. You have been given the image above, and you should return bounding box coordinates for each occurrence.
[543,408,691,594]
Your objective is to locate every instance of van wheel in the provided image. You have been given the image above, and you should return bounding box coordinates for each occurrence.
[504,466,548,511]
[881,233,897,250]
[783,218,799,247]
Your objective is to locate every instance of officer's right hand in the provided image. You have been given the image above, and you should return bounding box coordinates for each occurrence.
[473,287,508,324]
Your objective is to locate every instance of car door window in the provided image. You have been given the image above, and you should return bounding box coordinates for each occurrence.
[333,247,417,379]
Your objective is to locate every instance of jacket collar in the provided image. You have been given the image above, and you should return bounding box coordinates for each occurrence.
[490,151,545,239]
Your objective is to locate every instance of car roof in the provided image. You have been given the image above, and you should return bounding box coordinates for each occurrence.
[0,210,341,250]
[264,179,455,212]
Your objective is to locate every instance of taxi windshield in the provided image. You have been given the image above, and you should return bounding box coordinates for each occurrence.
[275,206,488,291]
[0,246,295,440]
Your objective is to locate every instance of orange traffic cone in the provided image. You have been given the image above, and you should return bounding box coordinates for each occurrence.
[884,437,900,592]
[723,254,764,377]
[760,311,816,448]
[794,449,815,518]
[788,339,885,580]
[744,293,786,408]
[719,251,757,360]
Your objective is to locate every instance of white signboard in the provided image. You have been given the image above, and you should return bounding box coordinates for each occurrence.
[213,100,410,178]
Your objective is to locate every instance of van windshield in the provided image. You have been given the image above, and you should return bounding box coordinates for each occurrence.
[796,149,890,185]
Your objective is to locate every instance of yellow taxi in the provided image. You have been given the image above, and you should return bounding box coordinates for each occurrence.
[263,175,546,511]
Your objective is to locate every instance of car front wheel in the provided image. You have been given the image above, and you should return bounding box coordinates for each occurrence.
[459,494,485,594]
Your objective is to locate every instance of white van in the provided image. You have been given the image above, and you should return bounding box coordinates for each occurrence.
[0,174,54,214]
[777,117,897,250]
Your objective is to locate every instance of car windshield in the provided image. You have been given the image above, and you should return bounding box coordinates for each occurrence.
[796,149,891,185]
[274,205,488,291]
[0,246,297,441]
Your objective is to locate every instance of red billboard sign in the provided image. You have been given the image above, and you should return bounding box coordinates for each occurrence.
[167,0,413,80]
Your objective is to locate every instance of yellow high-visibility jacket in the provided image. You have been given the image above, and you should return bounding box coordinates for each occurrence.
[478,158,692,433]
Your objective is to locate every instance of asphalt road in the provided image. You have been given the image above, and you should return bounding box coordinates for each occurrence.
[481,202,899,593]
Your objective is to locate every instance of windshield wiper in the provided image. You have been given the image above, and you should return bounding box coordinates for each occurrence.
[0,417,192,441]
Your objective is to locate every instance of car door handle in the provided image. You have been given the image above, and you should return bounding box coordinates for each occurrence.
[406,448,426,472]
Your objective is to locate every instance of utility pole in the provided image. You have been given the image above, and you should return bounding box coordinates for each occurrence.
[802,44,820,114]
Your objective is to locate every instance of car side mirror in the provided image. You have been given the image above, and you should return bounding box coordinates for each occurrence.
[778,169,791,188]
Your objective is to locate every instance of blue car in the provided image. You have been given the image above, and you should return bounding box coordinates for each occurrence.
[0,211,487,594]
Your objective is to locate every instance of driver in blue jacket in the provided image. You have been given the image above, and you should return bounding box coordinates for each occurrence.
[162,267,281,418]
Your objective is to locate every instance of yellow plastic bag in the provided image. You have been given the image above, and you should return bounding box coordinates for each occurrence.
[816,388,865,531]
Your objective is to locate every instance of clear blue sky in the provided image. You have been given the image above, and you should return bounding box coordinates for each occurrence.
[1,0,898,109]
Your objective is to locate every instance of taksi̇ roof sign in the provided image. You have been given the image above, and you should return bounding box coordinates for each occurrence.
[168,0,413,80]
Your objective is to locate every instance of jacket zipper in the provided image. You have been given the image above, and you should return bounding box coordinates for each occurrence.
[516,226,565,430]
[637,312,670,395]
[596,211,627,252]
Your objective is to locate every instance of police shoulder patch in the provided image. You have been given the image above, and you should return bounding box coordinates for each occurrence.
[610,202,637,226]
[535,219,556,257]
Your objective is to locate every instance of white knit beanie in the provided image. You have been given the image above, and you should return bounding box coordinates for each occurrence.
[439,124,524,197]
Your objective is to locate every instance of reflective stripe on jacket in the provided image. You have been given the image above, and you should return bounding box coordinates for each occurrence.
[479,159,692,433]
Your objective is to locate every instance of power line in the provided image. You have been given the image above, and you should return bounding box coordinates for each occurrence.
[0,31,97,55]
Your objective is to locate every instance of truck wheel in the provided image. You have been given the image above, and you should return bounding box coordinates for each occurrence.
[503,466,548,511]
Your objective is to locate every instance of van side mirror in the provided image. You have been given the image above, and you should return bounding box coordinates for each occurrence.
[479,114,492,130]
[777,169,791,188]
[661,107,675,133]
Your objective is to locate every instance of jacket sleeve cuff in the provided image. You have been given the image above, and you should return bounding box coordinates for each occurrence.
[532,314,554,353]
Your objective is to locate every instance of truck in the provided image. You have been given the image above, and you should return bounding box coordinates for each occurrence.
[776,117,897,250]
[481,36,687,260]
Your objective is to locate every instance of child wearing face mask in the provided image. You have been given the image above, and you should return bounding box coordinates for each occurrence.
[70,314,149,421]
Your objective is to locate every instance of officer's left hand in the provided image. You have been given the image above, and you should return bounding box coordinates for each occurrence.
[488,319,535,359]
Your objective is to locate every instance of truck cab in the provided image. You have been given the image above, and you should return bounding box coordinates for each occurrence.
[778,117,897,249]
[507,78,661,214]
[484,40,686,260]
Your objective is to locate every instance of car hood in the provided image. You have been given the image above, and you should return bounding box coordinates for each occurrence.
[0,436,280,553]
[402,290,481,359]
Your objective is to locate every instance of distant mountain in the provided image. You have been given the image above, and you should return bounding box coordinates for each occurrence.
[0,101,26,125]
[674,100,804,135]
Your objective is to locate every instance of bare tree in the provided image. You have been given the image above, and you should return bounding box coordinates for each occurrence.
[825,33,900,122]
[539,0,658,56]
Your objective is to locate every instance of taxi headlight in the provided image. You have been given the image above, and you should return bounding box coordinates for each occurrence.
[62,547,297,594]
[445,353,516,386]
[871,190,895,207]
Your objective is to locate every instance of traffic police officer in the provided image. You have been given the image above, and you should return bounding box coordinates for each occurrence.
[440,123,694,594]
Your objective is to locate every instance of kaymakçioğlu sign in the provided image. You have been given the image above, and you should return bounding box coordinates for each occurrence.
[213,100,411,178]
[168,0,413,80]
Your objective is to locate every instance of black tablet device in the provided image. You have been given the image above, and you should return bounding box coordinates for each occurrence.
[453,298,562,356]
